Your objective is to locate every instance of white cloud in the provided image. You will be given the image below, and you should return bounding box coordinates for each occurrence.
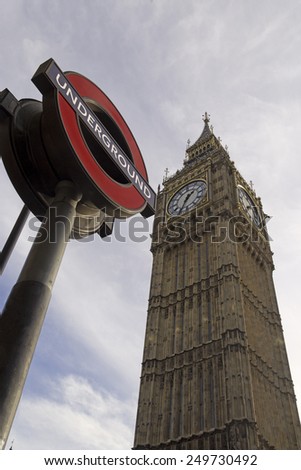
[9,375,135,449]
[1,0,301,450]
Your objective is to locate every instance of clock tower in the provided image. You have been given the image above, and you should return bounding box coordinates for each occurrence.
[133,114,301,450]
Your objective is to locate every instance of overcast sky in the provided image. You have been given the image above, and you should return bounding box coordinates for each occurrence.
[0,0,301,450]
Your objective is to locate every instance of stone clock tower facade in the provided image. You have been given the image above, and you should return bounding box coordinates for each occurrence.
[133,115,301,450]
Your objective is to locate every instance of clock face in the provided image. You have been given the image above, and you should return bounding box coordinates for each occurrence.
[238,185,261,227]
[168,180,207,216]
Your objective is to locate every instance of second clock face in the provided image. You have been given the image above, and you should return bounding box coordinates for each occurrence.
[238,185,261,227]
[168,180,207,216]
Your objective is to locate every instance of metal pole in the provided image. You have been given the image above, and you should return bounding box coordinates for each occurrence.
[0,205,30,275]
[0,180,82,449]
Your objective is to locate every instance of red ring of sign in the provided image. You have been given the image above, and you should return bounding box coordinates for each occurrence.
[57,72,147,211]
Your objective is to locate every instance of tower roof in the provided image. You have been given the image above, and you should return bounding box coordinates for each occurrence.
[186,112,221,161]
[192,112,212,146]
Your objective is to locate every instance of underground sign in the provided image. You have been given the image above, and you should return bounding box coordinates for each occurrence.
[0,58,156,236]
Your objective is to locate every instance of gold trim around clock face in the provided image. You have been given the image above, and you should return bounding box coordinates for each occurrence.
[167,179,208,216]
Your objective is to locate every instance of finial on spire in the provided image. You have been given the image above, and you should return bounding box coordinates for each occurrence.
[163,167,169,181]
[188,111,213,150]
[202,112,210,124]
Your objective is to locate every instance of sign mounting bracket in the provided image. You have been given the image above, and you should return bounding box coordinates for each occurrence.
[0,203,30,275]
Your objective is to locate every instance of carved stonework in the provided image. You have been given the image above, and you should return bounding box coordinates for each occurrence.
[134,117,301,450]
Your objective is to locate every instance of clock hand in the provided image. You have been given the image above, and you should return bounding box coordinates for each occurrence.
[181,191,193,209]
[178,191,197,214]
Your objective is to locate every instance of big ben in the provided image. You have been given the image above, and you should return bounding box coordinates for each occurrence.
[133,114,301,450]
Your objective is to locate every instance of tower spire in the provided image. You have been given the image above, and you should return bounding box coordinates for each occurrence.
[193,112,212,146]
[185,112,228,164]
[186,111,214,159]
